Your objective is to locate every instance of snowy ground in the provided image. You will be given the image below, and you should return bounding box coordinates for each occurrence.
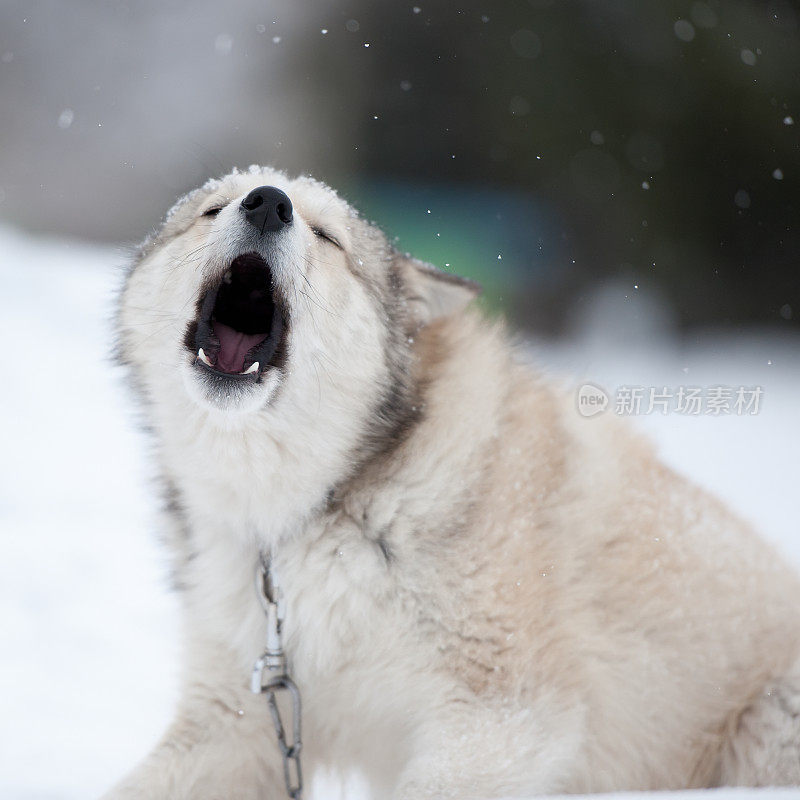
[1,224,798,799]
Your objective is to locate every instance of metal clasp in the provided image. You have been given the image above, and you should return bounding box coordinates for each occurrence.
[252,559,287,687]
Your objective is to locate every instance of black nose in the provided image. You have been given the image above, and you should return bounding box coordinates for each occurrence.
[240,185,293,233]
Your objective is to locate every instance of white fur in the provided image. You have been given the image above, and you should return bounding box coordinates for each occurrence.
[103,167,800,799]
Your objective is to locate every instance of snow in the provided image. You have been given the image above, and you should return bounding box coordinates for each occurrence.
[0,225,797,799]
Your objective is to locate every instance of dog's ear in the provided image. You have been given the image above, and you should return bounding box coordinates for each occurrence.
[396,254,482,326]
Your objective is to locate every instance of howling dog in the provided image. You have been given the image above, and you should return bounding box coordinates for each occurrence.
[105,166,800,799]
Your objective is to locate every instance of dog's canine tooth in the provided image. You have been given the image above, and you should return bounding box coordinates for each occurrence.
[242,361,259,375]
[197,348,213,366]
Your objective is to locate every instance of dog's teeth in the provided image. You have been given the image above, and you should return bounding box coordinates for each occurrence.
[242,362,259,375]
[197,348,213,366]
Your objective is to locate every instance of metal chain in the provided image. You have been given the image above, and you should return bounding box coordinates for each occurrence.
[251,557,304,800]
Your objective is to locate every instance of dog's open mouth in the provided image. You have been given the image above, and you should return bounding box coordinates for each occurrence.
[190,253,286,380]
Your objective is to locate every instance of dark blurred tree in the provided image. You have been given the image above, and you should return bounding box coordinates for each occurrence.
[298,0,799,331]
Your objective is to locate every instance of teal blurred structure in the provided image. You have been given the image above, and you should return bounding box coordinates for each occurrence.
[348,180,560,317]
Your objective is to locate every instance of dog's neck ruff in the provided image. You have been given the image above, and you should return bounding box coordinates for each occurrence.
[251,554,304,800]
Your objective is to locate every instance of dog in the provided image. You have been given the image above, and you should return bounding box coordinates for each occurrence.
[104,165,800,799]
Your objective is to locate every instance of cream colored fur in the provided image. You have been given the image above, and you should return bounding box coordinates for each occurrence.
[104,166,800,799]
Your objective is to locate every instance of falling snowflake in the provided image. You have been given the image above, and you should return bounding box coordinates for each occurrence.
[673,19,695,42]
[57,109,74,129]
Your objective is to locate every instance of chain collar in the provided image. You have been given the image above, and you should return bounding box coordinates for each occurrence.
[251,554,303,800]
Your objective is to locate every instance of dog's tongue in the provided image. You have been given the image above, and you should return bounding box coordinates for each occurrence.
[213,321,266,373]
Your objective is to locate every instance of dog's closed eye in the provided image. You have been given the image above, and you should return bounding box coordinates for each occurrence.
[201,206,225,218]
[310,226,343,249]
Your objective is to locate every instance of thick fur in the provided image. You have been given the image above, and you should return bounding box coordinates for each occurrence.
[105,166,800,799]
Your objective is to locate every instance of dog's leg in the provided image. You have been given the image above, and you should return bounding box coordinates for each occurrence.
[100,517,292,800]
[100,643,287,800]
[719,658,800,787]
[389,700,584,799]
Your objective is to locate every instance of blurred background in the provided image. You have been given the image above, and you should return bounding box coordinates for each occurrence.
[1,0,797,332]
[1,3,799,799]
